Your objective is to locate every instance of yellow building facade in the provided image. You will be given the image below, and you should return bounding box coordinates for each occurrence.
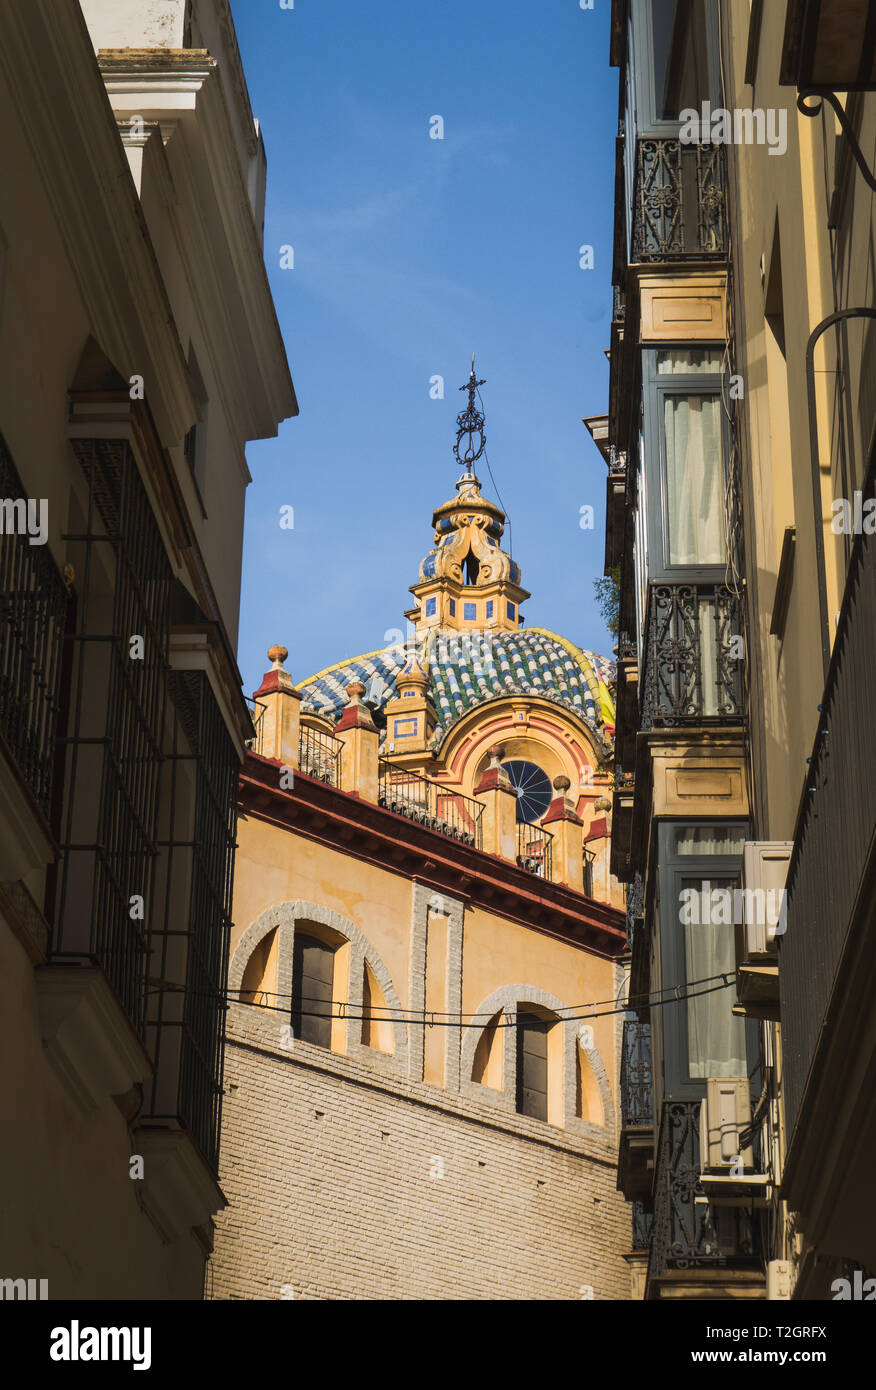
[209,377,633,1300]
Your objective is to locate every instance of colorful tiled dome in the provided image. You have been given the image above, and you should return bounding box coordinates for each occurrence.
[299,627,616,741]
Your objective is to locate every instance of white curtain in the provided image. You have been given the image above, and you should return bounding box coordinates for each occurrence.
[657,349,723,375]
[683,877,747,1079]
[664,392,725,566]
[674,825,745,855]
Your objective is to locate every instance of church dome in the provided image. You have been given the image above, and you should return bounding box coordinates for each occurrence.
[299,627,615,742]
[297,364,616,747]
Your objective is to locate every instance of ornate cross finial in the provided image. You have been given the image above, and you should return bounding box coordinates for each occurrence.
[453,357,487,471]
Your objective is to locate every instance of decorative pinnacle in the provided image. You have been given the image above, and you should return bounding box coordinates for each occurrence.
[454,357,487,471]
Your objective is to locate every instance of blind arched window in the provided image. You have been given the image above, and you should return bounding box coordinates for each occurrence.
[516,1013,549,1120]
[292,934,334,1049]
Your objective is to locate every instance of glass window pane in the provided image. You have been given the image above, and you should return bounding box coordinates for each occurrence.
[651,0,714,121]
[664,392,725,565]
[673,825,746,855]
[657,348,724,374]
[681,876,747,1079]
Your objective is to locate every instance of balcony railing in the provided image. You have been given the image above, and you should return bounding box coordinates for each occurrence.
[0,433,69,817]
[640,583,745,730]
[647,1100,761,1290]
[378,761,483,849]
[620,1019,653,1129]
[632,1201,654,1254]
[516,822,553,879]
[299,724,342,786]
[780,465,876,1148]
[631,138,728,263]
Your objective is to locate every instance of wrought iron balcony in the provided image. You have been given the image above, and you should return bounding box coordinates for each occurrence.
[640,583,745,730]
[620,1019,653,1128]
[780,462,876,1172]
[299,724,342,785]
[379,760,484,850]
[631,138,728,262]
[625,871,644,949]
[516,821,553,879]
[632,1200,653,1254]
[647,1100,761,1293]
[618,1018,654,1200]
[0,433,69,818]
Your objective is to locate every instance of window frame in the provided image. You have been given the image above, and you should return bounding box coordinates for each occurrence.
[641,347,731,583]
[628,0,722,140]
[655,820,759,1099]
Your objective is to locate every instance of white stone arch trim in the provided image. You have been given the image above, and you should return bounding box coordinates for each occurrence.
[460,984,615,1142]
[228,900,409,1070]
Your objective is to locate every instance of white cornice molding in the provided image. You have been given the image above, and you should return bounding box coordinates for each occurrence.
[0,2,197,448]
[98,56,297,437]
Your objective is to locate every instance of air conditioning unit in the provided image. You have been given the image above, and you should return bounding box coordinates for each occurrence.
[699,1077,770,1202]
[766,1260,792,1301]
[734,841,792,1020]
[700,1077,753,1172]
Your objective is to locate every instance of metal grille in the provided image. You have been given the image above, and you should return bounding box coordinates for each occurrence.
[640,583,745,730]
[378,760,483,848]
[299,724,342,785]
[647,1100,760,1290]
[0,433,69,816]
[620,1019,653,1128]
[56,439,171,1030]
[516,822,553,880]
[147,670,237,1171]
[631,139,728,262]
[632,1201,654,1254]
[780,457,876,1148]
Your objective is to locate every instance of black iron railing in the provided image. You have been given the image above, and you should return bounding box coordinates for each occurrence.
[516,822,553,879]
[633,1201,654,1254]
[299,724,342,785]
[244,695,267,755]
[647,1100,761,1289]
[56,438,171,1032]
[147,671,237,1172]
[640,582,745,730]
[780,459,876,1149]
[625,871,644,948]
[631,138,728,262]
[378,760,483,849]
[0,434,69,817]
[620,1019,653,1129]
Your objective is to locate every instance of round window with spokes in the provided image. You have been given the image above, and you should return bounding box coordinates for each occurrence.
[501,759,553,823]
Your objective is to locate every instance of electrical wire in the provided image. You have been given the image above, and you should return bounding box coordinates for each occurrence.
[476,385,513,561]
[146,970,737,1029]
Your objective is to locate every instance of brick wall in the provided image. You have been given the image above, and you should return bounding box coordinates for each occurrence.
[210,1012,632,1302]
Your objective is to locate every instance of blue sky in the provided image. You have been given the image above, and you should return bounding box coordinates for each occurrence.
[230,0,618,696]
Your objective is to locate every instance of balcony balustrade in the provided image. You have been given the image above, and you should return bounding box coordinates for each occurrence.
[640,582,745,730]
[620,1019,653,1129]
[0,434,69,819]
[780,466,876,1157]
[618,1017,654,1200]
[299,724,342,786]
[379,761,483,850]
[631,138,728,263]
[515,821,553,879]
[647,1100,761,1293]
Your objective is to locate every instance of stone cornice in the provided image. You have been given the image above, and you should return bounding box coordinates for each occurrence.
[240,755,627,960]
[0,2,196,446]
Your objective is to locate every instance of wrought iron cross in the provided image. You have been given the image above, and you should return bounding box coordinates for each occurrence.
[454,357,487,470]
